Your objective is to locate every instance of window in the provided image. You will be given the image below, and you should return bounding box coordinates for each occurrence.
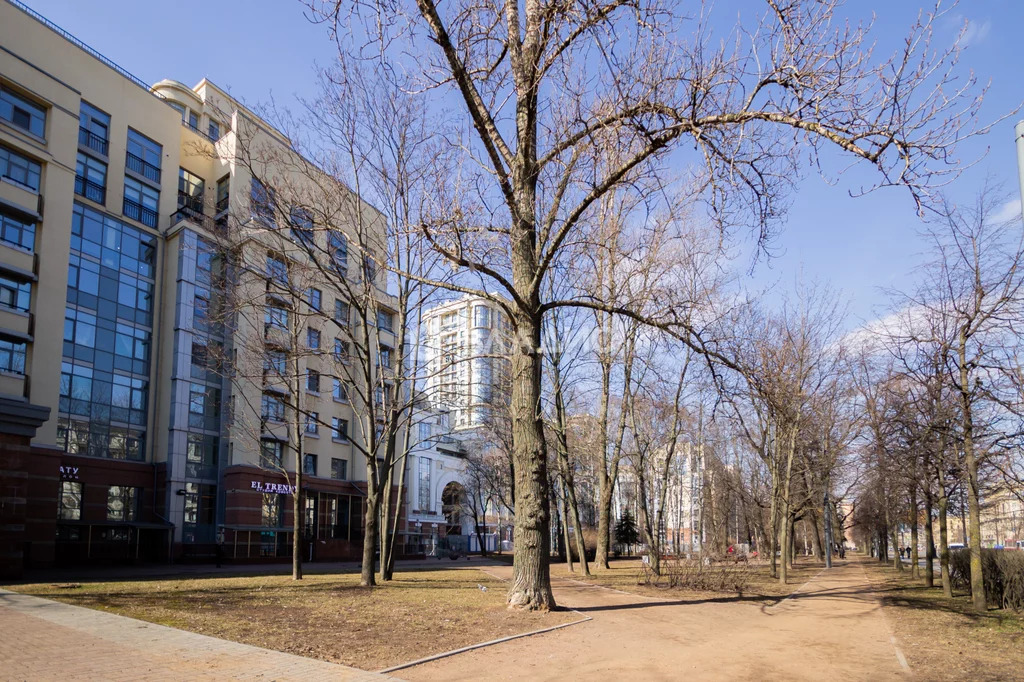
[303,454,318,476]
[0,145,41,191]
[262,492,282,526]
[106,485,140,522]
[264,350,286,376]
[208,120,221,141]
[306,328,321,351]
[0,210,36,251]
[251,177,276,225]
[186,434,218,478]
[260,439,283,468]
[418,458,431,512]
[332,417,348,441]
[183,482,216,542]
[178,168,204,213]
[58,481,82,520]
[261,393,285,422]
[0,274,30,313]
[266,254,288,286]
[216,175,230,213]
[305,411,319,434]
[75,152,107,203]
[363,255,377,283]
[377,311,394,332]
[306,288,321,311]
[379,345,393,369]
[0,337,27,374]
[418,422,431,442]
[123,176,159,227]
[264,305,288,331]
[329,230,348,271]
[440,311,458,330]
[333,339,350,363]
[188,110,199,131]
[331,458,348,481]
[473,305,490,327]
[189,383,207,415]
[0,85,46,138]
[168,101,186,122]
[79,101,110,155]
[126,128,162,183]
[333,378,348,402]
[334,299,350,327]
[290,206,314,247]
[307,369,320,393]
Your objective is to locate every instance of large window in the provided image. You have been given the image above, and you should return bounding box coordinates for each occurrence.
[307,328,320,350]
[75,152,107,203]
[178,168,204,213]
[58,481,82,520]
[307,369,320,393]
[262,493,283,527]
[0,210,35,251]
[106,485,140,521]
[123,176,159,228]
[0,145,41,191]
[186,433,218,479]
[332,378,348,402]
[303,454,318,476]
[126,128,161,183]
[260,439,283,468]
[305,411,319,435]
[264,305,288,331]
[377,310,394,332]
[329,230,348,271]
[0,337,26,375]
[333,339,350,363]
[0,85,46,138]
[183,482,216,543]
[418,458,431,512]
[261,393,285,422]
[290,206,314,247]
[331,458,348,481]
[266,254,288,286]
[334,299,350,327]
[332,417,348,441]
[251,178,276,226]
[216,175,230,213]
[306,288,321,311]
[264,350,286,376]
[0,274,30,313]
[473,305,490,328]
[79,101,110,155]
[208,120,221,142]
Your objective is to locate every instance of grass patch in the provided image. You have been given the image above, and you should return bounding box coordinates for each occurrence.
[2,567,575,671]
[862,560,1024,681]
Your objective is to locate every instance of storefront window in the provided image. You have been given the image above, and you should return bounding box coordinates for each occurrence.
[58,481,82,520]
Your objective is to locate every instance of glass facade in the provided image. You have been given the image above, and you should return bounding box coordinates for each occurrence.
[58,203,154,460]
[0,144,41,191]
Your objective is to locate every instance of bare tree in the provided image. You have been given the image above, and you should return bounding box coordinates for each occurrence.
[310,0,991,609]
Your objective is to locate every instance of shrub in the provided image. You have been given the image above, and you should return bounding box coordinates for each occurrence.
[637,556,751,593]
[948,548,1024,612]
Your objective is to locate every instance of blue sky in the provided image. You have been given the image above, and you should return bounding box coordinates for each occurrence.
[19,0,1024,330]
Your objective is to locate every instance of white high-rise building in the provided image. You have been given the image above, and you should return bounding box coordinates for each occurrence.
[421,295,512,430]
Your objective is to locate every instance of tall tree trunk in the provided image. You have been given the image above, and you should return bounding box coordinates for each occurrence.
[958,330,986,611]
[910,485,920,580]
[937,476,952,597]
[559,483,573,570]
[507,312,554,610]
[779,424,797,584]
[924,488,935,588]
[567,480,590,576]
[361,484,379,587]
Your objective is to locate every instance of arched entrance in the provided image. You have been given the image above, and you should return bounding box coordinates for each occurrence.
[441,482,465,537]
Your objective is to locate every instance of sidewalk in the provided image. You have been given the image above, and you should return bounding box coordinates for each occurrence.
[0,589,393,681]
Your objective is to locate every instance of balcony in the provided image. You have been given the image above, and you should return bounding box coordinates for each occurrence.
[183,120,217,143]
[73,175,106,204]
[171,206,214,231]
[123,198,158,228]
[215,194,229,214]
[125,152,160,184]
[78,127,108,156]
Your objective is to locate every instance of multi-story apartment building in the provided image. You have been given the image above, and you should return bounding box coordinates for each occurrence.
[421,294,512,430]
[0,0,397,574]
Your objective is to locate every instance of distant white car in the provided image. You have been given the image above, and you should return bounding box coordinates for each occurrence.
[948,543,966,551]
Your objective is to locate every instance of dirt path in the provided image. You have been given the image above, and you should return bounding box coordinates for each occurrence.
[403,557,908,681]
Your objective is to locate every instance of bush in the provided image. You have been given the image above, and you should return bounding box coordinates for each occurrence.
[948,548,1024,612]
[637,556,750,593]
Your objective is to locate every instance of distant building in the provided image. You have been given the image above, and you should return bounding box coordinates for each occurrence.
[421,295,512,430]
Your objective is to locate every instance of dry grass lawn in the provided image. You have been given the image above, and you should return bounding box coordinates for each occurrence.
[550,556,822,601]
[3,567,576,671]
[861,560,1024,681]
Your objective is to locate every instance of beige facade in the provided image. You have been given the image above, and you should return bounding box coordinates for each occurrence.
[0,0,396,564]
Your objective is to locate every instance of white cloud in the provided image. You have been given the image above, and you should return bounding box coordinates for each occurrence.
[993,198,1022,224]
[961,18,992,47]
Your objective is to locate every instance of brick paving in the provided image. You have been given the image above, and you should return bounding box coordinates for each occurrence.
[0,589,393,681]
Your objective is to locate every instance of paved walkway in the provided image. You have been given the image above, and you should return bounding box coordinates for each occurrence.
[0,589,390,681]
[404,557,909,681]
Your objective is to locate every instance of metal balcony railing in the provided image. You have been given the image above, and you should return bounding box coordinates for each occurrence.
[171,207,214,231]
[215,194,230,213]
[123,198,158,228]
[125,152,161,183]
[78,126,108,156]
[74,175,106,204]
[183,120,217,143]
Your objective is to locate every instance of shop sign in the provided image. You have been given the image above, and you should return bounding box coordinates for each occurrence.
[59,465,80,480]
[251,480,295,495]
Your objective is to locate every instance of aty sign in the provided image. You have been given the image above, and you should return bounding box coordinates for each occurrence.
[251,480,295,495]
